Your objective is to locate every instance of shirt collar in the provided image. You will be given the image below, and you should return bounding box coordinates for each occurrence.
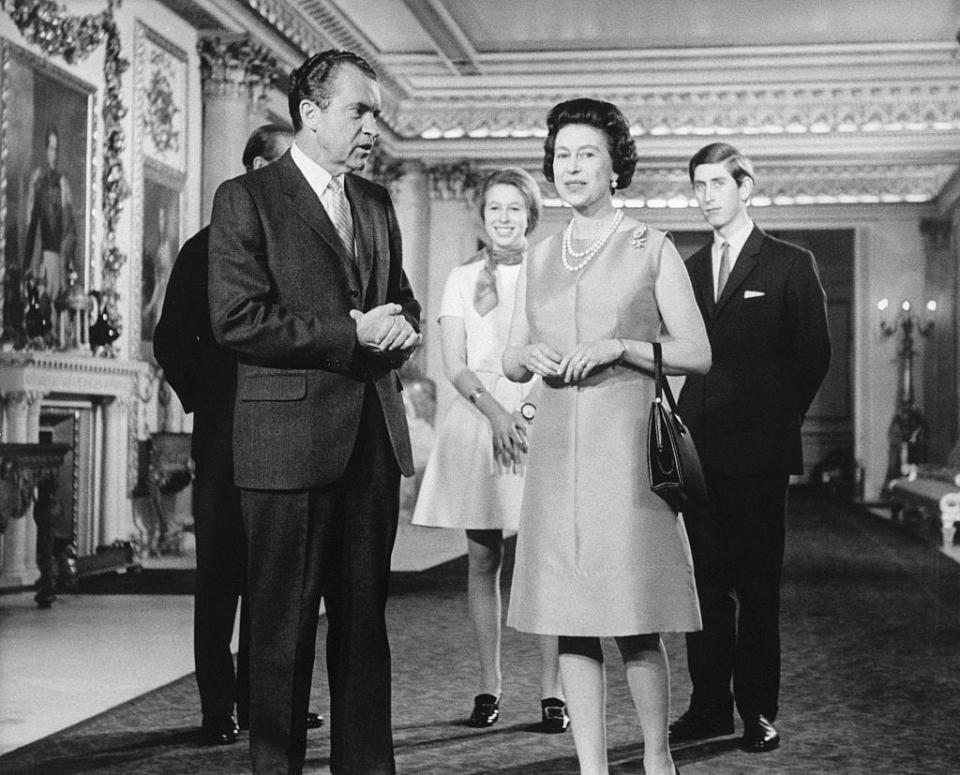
[714,219,754,259]
[290,141,334,201]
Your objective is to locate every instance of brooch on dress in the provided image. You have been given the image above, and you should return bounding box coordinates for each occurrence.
[631,223,648,250]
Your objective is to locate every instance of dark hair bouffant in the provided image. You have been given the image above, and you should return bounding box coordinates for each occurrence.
[287,49,377,131]
[542,98,638,192]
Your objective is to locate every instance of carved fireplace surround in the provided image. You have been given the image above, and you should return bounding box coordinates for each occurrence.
[0,350,152,589]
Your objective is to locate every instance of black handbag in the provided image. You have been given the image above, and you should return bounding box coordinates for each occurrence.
[647,342,709,513]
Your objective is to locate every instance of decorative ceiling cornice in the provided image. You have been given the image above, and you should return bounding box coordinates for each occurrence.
[610,163,957,209]
[393,82,960,140]
[241,0,406,114]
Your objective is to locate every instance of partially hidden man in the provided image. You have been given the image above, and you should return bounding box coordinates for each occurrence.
[672,142,831,754]
[154,124,323,746]
[207,49,422,775]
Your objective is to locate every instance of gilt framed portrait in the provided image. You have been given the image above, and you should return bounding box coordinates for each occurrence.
[0,37,94,345]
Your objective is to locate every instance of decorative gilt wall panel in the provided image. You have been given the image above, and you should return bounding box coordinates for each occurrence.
[132,21,187,362]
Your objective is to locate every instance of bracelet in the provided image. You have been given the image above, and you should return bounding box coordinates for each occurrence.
[468,386,485,404]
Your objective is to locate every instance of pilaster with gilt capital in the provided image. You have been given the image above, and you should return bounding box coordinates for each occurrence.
[198,33,283,105]
[429,161,482,202]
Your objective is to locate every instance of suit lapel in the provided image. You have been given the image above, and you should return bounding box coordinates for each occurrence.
[687,245,716,318]
[278,154,361,285]
[344,175,375,293]
[714,225,763,315]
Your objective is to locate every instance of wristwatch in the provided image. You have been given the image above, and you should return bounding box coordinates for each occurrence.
[520,402,536,421]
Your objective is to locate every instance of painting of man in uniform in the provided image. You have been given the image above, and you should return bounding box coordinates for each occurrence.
[0,45,89,345]
[24,125,76,306]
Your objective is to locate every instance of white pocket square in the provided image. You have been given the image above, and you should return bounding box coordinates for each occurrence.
[744,290,765,299]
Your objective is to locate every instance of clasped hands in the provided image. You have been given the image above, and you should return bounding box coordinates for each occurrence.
[521,339,622,383]
[350,304,422,354]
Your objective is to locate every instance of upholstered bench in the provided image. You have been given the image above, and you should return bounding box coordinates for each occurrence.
[886,442,960,543]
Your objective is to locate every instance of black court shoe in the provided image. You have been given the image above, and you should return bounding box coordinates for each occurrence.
[201,714,239,745]
[467,694,500,727]
[540,697,570,733]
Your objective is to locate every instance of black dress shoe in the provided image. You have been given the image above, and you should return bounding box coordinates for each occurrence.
[669,709,734,742]
[467,693,500,727]
[540,697,570,733]
[201,715,239,745]
[237,711,323,731]
[740,714,780,752]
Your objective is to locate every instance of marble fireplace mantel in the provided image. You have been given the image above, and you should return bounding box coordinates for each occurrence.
[0,350,154,588]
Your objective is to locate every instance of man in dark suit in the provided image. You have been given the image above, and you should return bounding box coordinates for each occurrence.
[154,124,323,746]
[671,142,831,753]
[208,50,421,775]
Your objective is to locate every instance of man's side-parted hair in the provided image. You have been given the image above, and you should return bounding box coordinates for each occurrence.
[688,142,756,187]
[287,49,377,131]
[241,124,294,171]
[542,98,638,192]
[476,167,543,236]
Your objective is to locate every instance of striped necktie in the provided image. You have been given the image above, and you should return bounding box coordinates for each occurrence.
[326,175,354,258]
[716,241,731,301]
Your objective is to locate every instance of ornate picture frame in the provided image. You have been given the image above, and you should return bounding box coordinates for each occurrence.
[0,36,95,348]
[132,21,187,359]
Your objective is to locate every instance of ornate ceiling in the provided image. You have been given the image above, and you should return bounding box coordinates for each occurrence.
[168,0,960,205]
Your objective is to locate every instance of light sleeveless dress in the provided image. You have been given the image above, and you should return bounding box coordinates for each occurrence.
[506,226,702,636]
[412,259,536,531]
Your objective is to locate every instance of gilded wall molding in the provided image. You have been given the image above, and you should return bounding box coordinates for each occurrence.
[1,0,112,63]
[3,0,130,353]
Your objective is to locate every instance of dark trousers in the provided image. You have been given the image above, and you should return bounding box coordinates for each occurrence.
[684,471,788,722]
[192,409,249,722]
[242,387,400,775]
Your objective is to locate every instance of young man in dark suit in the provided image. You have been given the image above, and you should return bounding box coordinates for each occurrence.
[208,50,421,775]
[154,124,323,745]
[671,142,831,753]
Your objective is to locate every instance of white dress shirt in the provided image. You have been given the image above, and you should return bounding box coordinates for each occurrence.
[713,219,754,298]
[290,141,347,223]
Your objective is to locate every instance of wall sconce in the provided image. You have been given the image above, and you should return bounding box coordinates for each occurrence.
[878,297,936,485]
[878,297,936,339]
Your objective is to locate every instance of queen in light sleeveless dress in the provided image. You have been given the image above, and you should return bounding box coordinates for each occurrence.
[506,224,702,637]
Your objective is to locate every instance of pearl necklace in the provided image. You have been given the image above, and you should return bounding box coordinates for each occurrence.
[561,209,624,272]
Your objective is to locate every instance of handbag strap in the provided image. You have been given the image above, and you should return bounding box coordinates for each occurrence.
[652,342,680,414]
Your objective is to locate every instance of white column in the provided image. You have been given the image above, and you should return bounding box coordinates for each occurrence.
[426,194,481,419]
[0,391,44,587]
[394,163,431,316]
[100,396,131,547]
[199,34,283,223]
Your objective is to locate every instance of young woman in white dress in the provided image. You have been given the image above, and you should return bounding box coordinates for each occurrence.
[412,168,568,733]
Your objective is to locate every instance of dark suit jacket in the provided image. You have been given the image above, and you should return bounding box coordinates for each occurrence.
[207,150,419,491]
[677,225,831,476]
[153,227,237,448]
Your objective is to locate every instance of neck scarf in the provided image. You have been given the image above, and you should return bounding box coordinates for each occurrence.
[472,246,525,316]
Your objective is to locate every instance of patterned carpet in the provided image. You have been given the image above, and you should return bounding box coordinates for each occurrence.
[2,491,959,774]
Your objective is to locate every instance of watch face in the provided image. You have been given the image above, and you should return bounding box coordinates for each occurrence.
[521,402,536,421]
